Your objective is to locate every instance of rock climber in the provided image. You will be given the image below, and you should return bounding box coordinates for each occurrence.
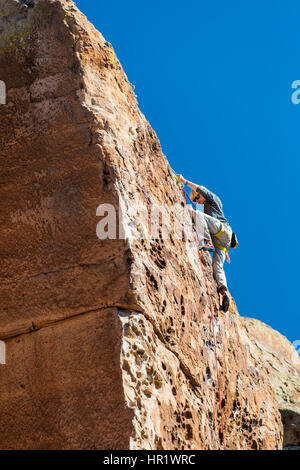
[177,174,236,312]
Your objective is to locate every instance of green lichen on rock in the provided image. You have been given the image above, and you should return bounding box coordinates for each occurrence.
[0,0,51,64]
[0,0,35,64]
[0,23,34,63]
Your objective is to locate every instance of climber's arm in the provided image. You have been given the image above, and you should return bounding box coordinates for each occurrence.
[177,175,197,191]
[177,175,215,203]
[183,178,197,192]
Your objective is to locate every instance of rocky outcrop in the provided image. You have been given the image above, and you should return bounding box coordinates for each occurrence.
[0,0,283,449]
[243,317,300,449]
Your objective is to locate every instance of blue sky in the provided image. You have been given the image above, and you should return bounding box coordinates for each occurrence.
[76,0,299,344]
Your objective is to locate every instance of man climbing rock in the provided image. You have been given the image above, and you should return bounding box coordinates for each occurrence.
[177,174,236,312]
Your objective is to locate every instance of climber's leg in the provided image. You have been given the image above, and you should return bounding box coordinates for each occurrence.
[193,210,213,243]
[212,247,227,288]
[201,212,224,236]
[213,247,230,312]
[201,212,232,252]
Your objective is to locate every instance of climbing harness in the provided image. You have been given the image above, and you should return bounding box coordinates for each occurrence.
[171,168,226,449]
[213,223,229,259]
[212,223,231,263]
[214,223,226,238]
[213,223,239,261]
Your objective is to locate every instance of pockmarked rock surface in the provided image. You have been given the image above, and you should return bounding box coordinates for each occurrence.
[243,317,300,449]
[0,0,283,449]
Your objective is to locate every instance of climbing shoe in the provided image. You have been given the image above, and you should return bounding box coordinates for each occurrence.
[221,294,230,312]
[199,240,214,252]
[218,286,230,312]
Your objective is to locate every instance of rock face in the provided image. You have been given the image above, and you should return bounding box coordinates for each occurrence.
[0,0,283,449]
[243,318,300,449]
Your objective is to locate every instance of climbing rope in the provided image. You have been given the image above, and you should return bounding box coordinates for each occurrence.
[171,169,226,449]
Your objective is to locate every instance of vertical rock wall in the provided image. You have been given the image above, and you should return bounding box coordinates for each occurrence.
[0,0,283,449]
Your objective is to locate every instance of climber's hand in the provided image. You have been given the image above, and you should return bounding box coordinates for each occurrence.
[177,174,186,184]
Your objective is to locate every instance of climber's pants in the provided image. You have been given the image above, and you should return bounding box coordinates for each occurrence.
[195,211,232,289]
[212,247,227,288]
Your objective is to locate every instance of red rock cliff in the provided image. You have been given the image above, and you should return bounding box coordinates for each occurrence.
[0,0,283,449]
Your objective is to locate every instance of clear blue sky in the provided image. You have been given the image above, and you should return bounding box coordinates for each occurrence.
[76,0,299,344]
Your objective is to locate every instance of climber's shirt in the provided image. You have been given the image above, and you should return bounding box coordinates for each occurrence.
[196,185,229,224]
